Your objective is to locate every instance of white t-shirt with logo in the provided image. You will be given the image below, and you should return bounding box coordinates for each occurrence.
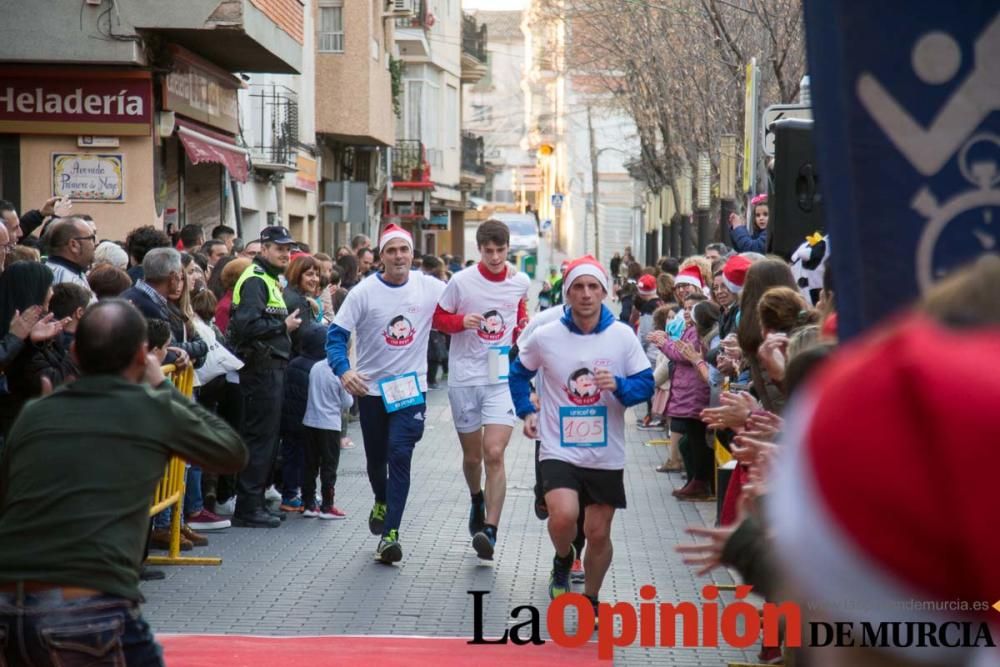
[438,265,530,387]
[517,317,650,470]
[333,271,446,396]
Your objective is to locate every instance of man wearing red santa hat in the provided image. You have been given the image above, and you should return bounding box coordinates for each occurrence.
[509,256,654,621]
[326,224,446,564]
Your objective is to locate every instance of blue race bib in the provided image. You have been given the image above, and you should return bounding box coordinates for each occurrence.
[559,406,608,448]
[378,372,425,413]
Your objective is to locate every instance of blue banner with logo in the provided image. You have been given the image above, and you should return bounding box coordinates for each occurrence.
[804,2,1000,338]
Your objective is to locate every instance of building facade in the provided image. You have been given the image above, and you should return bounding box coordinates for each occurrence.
[390,0,486,259]
[462,10,528,208]
[522,0,642,264]
[314,0,397,252]
[0,0,303,243]
[237,0,318,248]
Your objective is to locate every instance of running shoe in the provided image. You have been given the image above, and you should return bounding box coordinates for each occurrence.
[548,545,575,599]
[185,509,231,531]
[215,497,236,516]
[468,495,486,536]
[472,526,496,560]
[376,528,403,564]
[534,497,549,520]
[636,420,665,431]
[264,485,282,502]
[570,558,585,583]
[279,496,304,513]
[319,505,347,520]
[369,501,387,535]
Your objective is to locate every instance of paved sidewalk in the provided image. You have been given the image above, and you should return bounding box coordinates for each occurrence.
[141,387,756,665]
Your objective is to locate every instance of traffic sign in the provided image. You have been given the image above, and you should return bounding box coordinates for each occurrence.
[551,193,565,208]
[762,104,812,156]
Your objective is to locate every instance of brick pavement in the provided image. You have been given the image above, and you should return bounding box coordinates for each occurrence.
[141,387,757,665]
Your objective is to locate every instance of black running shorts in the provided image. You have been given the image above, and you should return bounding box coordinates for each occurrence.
[539,459,627,509]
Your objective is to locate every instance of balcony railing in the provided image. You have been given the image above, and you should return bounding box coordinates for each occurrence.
[246,84,298,169]
[392,139,433,187]
[395,0,430,30]
[462,14,488,62]
[461,132,485,175]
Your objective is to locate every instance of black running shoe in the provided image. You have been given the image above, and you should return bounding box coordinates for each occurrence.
[369,501,387,536]
[376,529,403,564]
[472,526,496,560]
[534,498,549,520]
[548,545,575,599]
[468,495,486,536]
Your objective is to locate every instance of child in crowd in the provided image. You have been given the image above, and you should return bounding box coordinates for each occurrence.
[650,303,677,468]
[278,325,315,513]
[147,319,172,365]
[147,318,214,548]
[301,325,353,519]
[48,283,90,349]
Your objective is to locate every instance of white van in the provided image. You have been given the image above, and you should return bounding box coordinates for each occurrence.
[491,213,539,258]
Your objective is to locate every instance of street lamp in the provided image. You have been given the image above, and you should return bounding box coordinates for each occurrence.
[590,143,632,263]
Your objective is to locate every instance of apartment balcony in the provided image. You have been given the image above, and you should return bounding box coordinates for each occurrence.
[461,14,489,84]
[4,0,302,72]
[461,132,486,188]
[134,0,303,73]
[461,133,485,174]
[395,0,431,58]
[246,84,299,172]
[392,139,434,189]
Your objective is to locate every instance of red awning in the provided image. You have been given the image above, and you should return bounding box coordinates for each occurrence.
[175,117,249,183]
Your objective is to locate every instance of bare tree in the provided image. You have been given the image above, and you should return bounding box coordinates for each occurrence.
[533,0,806,197]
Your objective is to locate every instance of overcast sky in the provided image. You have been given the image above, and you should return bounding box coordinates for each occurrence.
[462,0,528,10]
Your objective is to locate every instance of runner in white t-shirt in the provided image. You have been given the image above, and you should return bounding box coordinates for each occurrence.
[432,220,530,560]
[509,256,654,619]
[326,224,445,564]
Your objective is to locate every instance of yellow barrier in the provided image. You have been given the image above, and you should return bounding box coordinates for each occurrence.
[146,364,222,567]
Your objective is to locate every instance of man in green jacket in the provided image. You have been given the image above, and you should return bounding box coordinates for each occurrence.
[0,299,247,666]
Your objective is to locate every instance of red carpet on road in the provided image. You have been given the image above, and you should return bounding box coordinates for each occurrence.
[159,634,603,666]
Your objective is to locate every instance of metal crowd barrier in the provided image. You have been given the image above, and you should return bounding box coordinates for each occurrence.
[146,363,222,567]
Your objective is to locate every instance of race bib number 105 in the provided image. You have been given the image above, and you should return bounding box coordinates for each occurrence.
[559,406,608,448]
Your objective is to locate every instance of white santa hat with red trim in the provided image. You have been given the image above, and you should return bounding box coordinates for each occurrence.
[561,255,609,300]
[768,315,1000,664]
[379,224,413,252]
[675,265,704,290]
[721,255,750,294]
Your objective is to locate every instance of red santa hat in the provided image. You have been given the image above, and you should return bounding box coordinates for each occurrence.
[769,315,1000,663]
[637,274,657,299]
[561,255,609,300]
[721,255,750,294]
[674,265,704,290]
[379,224,413,252]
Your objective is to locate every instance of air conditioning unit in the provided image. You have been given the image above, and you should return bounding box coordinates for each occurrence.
[385,0,414,18]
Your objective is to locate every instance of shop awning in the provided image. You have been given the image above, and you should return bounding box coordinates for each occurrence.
[176,118,249,183]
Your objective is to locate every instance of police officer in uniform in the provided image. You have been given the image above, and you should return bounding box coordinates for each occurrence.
[228,226,302,528]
